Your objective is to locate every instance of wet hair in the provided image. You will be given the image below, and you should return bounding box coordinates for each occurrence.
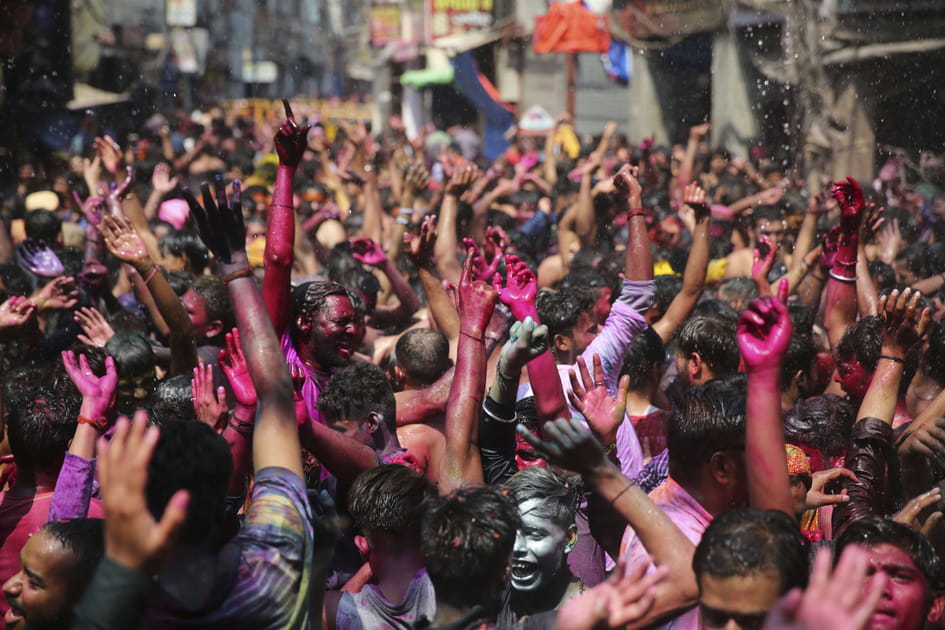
[147,421,232,546]
[149,374,196,426]
[781,334,815,392]
[421,485,521,608]
[105,332,156,379]
[6,383,79,471]
[40,518,105,589]
[348,464,435,539]
[536,288,596,339]
[836,516,943,595]
[787,302,815,337]
[191,275,235,339]
[289,281,358,349]
[158,229,209,274]
[752,205,784,226]
[652,275,683,319]
[163,269,192,297]
[0,263,31,296]
[667,376,746,484]
[783,394,855,459]
[504,466,581,530]
[837,315,919,397]
[923,319,945,384]
[24,209,62,242]
[676,315,740,376]
[58,247,84,278]
[691,299,739,321]
[718,277,758,311]
[317,362,397,432]
[693,509,807,592]
[394,328,451,386]
[620,327,665,391]
[868,260,897,293]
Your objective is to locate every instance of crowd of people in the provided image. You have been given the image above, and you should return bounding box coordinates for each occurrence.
[1,95,945,630]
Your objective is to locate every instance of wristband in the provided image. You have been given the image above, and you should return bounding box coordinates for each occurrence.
[228,413,255,435]
[143,264,161,285]
[78,414,109,432]
[610,481,635,505]
[828,270,856,283]
[459,330,484,343]
[222,267,254,285]
[627,208,646,219]
[879,355,905,364]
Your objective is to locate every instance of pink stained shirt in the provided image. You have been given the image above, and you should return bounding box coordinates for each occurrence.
[620,476,713,630]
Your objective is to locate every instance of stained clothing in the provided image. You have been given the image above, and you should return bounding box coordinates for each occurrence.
[336,569,435,630]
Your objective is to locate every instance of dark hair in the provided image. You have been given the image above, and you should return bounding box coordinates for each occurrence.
[105,331,156,378]
[289,281,357,349]
[6,384,79,471]
[24,209,62,242]
[837,315,919,397]
[41,518,105,589]
[147,421,232,546]
[718,277,758,310]
[191,275,235,339]
[149,374,196,426]
[164,269,192,297]
[0,263,31,296]
[667,376,746,483]
[422,485,521,608]
[159,229,209,274]
[836,516,943,594]
[504,466,581,529]
[783,394,855,458]
[348,464,435,538]
[781,334,815,392]
[693,509,807,592]
[676,315,740,376]
[752,205,784,225]
[923,319,945,384]
[868,260,897,293]
[691,299,739,321]
[318,362,397,432]
[394,328,450,386]
[620,327,665,391]
[652,275,683,319]
[536,288,596,339]
[787,302,815,337]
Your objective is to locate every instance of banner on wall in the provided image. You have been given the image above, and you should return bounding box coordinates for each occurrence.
[370,2,402,47]
[428,0,494,43]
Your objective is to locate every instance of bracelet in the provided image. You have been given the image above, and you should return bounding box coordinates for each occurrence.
[143,264,161,285]
[228,416,254,435]
[77,415,108,431]
[627,208,646,218]
[222,267,254,285]
[272,203,294,209]
[828,269,856,283]
[459,330,484,343]
[396,216,410,226]
[879,355,905,364]
[399,207,415,214]
[610,481,635,506]
[835,259,858,268]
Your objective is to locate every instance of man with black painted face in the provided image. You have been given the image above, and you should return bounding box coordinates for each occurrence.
[500,466,583,625]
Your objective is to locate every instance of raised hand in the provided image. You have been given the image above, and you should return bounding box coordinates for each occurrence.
[758,186,786,206]
[483,225,509,262]
[192,363,228,432]
[104,166,135,216]
[457,246,499,338]
[97,413,190,573]
[681,180,710,220]
[892,487,944,538]
[182,177,244,265]
[762,546,886,630]
[492,255,538,321]
[831,176,866,228]
[557,557,666,630]
[403,214,437,269]
[568,354,628,446]
[31,276,79,311]
[819,225,841,271]
[689,123,711,141]
[99,214,149,266]
[877,219,902,265]
[737,278,793,372]
[74,306,116,347]
[517,416,609,477]
[878,288,930,358]
[401,161,430,207]
[151,162,179,194]
[462,237,501,283]
[0,296,35,329]
[93,135,124,175]
[350,237,387,266]
[274,98,311,169]
[498,317,550,378]
[899,415,945,469]
[62,350,117,418]
[806,467,857,509]
[752,234,777,295]
[445,163,480,198]
[72,190,105,227]
[18,239,64,277]
[219,328,257,408]
[613,164,642,202]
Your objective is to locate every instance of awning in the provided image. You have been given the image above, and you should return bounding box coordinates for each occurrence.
[400,67,454,88]
[429,28,504,53]
[67,83,129,110]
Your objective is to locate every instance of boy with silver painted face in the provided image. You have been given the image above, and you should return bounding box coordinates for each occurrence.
[499,466,584,625]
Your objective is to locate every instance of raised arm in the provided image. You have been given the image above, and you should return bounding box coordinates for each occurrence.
[737,279,795,517]
[99,214,198,376]
[438,251,498,493]
[350,237,420,329]
[435,164,479,286]
[674,123,710,207]
[187,175,303,478]
[615,164,653,282]
[217,328,257,496]
[823,177,865,349]
[653,181,710,343]
[405,215,460,341]
[264,99,311,335]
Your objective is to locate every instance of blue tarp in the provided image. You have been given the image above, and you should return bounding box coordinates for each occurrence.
[450,51,514,161]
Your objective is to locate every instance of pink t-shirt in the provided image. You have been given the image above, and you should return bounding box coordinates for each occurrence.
[620,477,712,630]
